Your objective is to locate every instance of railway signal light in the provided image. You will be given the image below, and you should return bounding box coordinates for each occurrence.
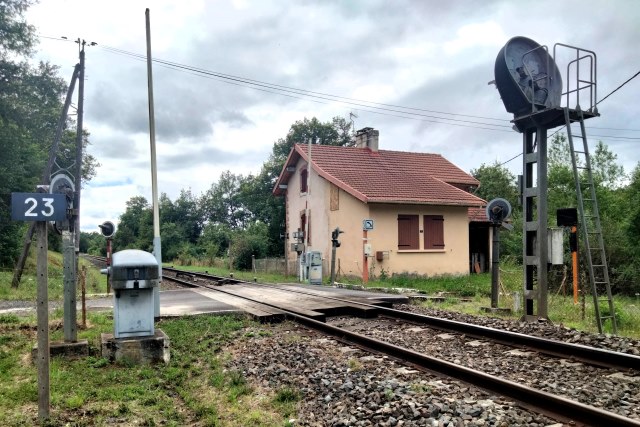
[99,221,115,238]
[331,227,343,247]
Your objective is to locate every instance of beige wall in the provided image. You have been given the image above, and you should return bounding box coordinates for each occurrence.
[285,159,332,262]
[285,161,470,278]
[366,204,470,277]
[327,187,370,277]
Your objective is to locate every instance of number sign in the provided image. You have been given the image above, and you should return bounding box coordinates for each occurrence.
[11,193,67,221]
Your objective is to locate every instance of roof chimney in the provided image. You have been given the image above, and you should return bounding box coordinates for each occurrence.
[355,127,379,151]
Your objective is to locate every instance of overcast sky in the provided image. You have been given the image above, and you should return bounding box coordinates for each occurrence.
[25,0,640,233]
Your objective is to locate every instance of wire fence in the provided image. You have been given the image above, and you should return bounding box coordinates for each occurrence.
[252,257,299,277]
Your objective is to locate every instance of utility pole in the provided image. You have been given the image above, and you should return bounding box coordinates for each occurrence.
[146,9,162,318]
[61,39,87,343]
[74,39,86,254]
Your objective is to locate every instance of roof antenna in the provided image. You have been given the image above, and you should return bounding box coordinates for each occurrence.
[349,111,358,135]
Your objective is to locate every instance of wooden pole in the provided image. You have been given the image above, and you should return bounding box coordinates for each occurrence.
[62,230,77,342]
[36,221,50,421]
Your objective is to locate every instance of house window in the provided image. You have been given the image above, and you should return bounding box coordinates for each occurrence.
[397,215,419,250]
[300,168,308,193]
[424,215,445,249]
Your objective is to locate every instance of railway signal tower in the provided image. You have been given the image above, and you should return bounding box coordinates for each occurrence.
[493,37,616,333]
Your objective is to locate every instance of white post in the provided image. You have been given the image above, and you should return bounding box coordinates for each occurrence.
[146,8,161,318]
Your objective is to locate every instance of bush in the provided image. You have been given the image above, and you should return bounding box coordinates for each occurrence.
[229,222,269,270]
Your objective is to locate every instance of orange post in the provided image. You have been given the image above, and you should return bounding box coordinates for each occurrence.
[571,225,579,305]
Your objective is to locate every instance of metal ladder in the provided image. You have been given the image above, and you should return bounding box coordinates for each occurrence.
[563,107,617,334]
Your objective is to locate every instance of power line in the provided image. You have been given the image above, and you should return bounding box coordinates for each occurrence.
[38,34,640,142]
[501,70,640,165]
[496,152,522,167]
[99,44,514,131]
[96,46,513,133]
[596,69,640,106]
[101,44,508,122]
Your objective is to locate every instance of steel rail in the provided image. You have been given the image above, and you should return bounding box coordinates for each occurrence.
[162,273,640,427]
[165,267,640,371]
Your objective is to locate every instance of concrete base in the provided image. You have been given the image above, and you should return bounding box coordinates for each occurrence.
[480,307,513,315]
[101,329,170,365]
[32,339,90,361]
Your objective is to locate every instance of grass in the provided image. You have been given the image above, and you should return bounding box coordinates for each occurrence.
[0,251,106,300]
[1,251,638,424]
[164,263,293,285]
[366,263,640,338]
[0,311,296,426]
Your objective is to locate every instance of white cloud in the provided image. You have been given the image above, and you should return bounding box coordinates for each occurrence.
[22,0,640,231]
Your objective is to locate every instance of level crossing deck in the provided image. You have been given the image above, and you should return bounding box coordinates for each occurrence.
[0,284,410,321]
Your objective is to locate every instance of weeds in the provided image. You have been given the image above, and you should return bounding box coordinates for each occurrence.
[347,358,363,372]
[273,387,301,419]
[0,311,294,426]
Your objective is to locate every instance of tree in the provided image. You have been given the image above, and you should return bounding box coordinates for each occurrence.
[471,161,521,260]
[173,189,203,243]
[253,116,353,256]
[470,161,518,204]
[198,223,232,261]
[0,3,67,267]
[229,221,269,270]
[546,134,638,294]
[201,171,249,230]
[0,2,100,268]
[113,196,153,252]
[0,0,36,57]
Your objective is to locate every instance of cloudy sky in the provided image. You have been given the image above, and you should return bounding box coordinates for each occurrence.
[26,0,640,233]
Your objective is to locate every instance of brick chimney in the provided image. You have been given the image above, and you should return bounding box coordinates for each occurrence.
[355,127,379,151]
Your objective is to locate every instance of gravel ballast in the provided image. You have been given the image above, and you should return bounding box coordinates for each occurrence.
[227,303,639,426]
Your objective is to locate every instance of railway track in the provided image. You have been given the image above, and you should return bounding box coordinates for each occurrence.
[161,266,640,426]
[82,257,640,425]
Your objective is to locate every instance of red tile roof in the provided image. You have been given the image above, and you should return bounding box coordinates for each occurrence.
[468,206,489,222]
[274,144,486,208]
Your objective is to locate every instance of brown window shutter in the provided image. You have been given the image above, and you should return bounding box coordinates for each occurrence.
[424,215,445,249]
[398,215,419,250]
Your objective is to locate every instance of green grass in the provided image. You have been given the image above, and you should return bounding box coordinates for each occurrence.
[0,311,297,426]
[272,386,302,418]
[0,252,106,301]
[395,265,640,338]
[165,263,293,284]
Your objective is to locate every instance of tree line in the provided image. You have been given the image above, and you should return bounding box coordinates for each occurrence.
[81,117,354,270]
[0,0,98,266]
